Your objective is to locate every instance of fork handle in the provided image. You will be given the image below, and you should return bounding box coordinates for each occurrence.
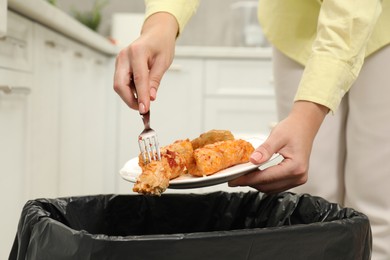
[140,111,150,129]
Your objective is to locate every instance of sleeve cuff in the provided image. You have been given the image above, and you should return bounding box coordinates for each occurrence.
[294,54,357,113]
[145,0,199,35]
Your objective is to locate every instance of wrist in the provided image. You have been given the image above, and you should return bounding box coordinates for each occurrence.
[141,12,179,39]
[290,101,329,137]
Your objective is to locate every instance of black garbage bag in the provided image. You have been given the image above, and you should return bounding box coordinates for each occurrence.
[9,191,371,260]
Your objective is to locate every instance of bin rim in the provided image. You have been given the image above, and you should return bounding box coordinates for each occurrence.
[33,211,368,242]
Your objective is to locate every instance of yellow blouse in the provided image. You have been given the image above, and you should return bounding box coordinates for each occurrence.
[144,0,390,113]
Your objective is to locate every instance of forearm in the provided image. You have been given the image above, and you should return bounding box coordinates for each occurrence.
[295,0,382,113]
[141,12,179,40]
[289,101,329,141]
[144,0,199,35]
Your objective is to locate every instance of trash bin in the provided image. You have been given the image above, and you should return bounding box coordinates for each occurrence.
[9,191,371,260]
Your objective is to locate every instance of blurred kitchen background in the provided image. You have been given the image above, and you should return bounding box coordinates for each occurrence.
[1,0,276,258]
[55,0,269,47]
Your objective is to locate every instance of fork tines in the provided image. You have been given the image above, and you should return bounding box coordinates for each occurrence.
[138,133,161,164]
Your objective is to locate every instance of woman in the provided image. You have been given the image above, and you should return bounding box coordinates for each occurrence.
[113,1,390,258]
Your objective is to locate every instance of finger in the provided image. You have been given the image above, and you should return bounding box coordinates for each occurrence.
[228,163,288,187]
[248,169,307,194]
[129,45,151,114]
[229,158,307,192]
[249,181,294,194]
[113,50,138,109]
[250,134,284,165]
[248,169,303,194]
[148,58,167,101]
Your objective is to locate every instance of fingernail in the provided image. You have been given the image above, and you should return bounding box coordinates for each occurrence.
[250,151,263,162]
[139,103,146,114]
[150,87,157,101]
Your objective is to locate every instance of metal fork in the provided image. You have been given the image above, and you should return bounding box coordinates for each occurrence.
[130,77,161,164]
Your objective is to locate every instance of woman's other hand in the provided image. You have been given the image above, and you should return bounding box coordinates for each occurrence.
[229,101,329,193]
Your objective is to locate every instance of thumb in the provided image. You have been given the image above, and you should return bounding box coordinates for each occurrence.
[250,137,280,165]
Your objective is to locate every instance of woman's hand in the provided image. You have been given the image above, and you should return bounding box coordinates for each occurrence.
[229,101,329,193]
[113,12,179,114]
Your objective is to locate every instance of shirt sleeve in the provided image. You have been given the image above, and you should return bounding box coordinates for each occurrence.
[144,0,199,35]
[294,0,382,113]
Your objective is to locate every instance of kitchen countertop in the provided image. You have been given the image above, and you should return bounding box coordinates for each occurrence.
[7,0,119,55]
[175,46,272,59]
[7,0,272,59]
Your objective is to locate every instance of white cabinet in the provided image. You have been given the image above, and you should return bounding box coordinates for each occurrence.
[203,57,276,136]
[153,59,204,141]
[0,11,33,72]
[0,12,118,259]
[0,0,6,38]
[57,41,117,196]
[204,58,274,96]
[0,70,32,260]
[0,11,33,259]
[204,96,276,135]
[28,24,63,198]
[31,24,118,198]
[1,10,118,258]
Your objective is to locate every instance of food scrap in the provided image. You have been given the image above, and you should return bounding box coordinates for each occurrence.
[133,130,254,195]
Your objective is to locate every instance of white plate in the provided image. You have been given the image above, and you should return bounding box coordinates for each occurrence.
[119,137,282,189]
